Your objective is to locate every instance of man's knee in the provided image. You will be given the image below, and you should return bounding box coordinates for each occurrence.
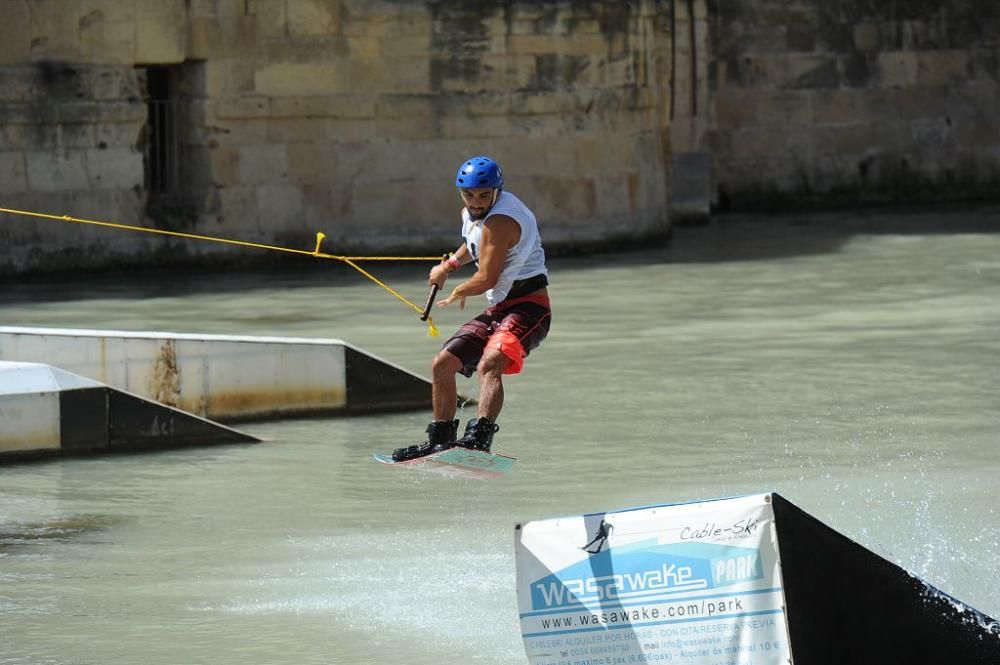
[433,350,462,375]
[477,349,509,377]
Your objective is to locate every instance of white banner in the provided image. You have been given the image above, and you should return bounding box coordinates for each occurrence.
[516,494,791,665]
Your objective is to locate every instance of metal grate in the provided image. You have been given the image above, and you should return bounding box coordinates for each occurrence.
[145,99,179,194]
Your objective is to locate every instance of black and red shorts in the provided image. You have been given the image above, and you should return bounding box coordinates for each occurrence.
[443,294,552,377]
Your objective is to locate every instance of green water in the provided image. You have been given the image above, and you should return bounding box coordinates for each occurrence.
[1,208,998,664]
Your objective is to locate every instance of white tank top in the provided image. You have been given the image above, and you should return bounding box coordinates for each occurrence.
[461,190,548,305]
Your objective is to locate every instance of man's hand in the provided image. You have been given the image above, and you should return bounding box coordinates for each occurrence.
[437,287,466,310]
[428,263,449,289]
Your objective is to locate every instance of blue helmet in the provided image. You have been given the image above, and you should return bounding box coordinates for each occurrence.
[455,156,503,189]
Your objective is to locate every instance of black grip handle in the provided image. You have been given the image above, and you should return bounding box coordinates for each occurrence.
[420,253,450,321]
[420,283,439,321]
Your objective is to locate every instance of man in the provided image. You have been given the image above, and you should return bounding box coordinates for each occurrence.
[392,156,551,461]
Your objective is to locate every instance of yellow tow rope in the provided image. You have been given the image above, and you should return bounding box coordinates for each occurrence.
[0,206,443,337]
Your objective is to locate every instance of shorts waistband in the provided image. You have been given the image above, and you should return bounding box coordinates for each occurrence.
[488,293,551,312]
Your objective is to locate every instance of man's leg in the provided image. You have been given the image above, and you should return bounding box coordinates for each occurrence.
[475,348,511,421]
[432,349,463,421]
[453,349,509,452]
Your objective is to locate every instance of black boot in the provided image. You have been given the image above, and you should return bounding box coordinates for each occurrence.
[455,417,500,453]
[392,419,459,462]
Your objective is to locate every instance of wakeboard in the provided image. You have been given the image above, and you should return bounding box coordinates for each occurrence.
[373,447,517,479]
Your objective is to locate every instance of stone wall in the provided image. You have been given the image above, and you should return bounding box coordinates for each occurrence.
[1,0,997,275]
[708,0,1000,208]
[0,0,673,275]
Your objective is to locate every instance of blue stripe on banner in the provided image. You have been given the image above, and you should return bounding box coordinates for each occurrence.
[519,587,784,618]
[521,608,785,639]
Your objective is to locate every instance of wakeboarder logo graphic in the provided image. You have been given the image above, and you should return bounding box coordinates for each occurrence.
[531,541,763,611]
[580,519,613,554]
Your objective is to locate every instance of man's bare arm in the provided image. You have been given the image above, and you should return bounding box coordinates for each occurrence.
[441,215,520,301]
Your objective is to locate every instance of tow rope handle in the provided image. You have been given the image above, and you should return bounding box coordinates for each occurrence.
[420,254,450,322]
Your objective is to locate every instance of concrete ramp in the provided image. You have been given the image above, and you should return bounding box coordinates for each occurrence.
[0,361,258,462]
[771,493,998,664]
[0,326,467,422]
[515,492,999,665]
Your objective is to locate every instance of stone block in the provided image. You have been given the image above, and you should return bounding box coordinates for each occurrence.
[254,62,351,96]
[532,53,593,91]
[911,117,956,150]
[0,151,27,193]
[917,50,970,86]
[359,140,447,183]
[238,143,288,185]
[726,126,791,161]
[188,0,248,17]
[829,124,882,156]
[80,13,136,64]
[373,115,439,141]
[528,33,609,58]
[250,0,287,39]
[0,68,39,104]
[451,91,512,117]
[531,175,598,222]
[343,5,431,38]
[350,58,430,94]
[715,89,758,128]
[877,51,918,88]
[509,90,577,115]
[593,171,639,222]
[373,93,435,119]
[0,0,32,64]
[85,146,143,189]
[378,34,431,58]
[429,56,495,93]
[270,94,375,119]
[783,54,841,89]
[26,150,89,191]
[853,22,881,51]
[287,142,336,186]
[215,185,260,235]
[81,0,135,23]
[199,116,269,145]
[811,89,861,125]
[256,184,305,232]
[54,124,96,149]
[215,96,271,120]
[287,0,340,36]
[755,91,814,127]
[29,0,82,60]
[83,66,140,101]
[207,144,239,185]
[350,180,414,223]
[206,59,256,96]
[189,15,257,59]
[0,125,27,151]
[266,118,328,143]
[969,48,999,82]
[256,36,350,62]
[459,109,519,137]
[888,86,947,119]
[135,0,187,64]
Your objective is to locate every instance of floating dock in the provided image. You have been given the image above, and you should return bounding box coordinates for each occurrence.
[0,326,460,422]
[0,361,258,462]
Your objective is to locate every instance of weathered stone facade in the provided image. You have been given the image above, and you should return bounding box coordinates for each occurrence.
[0,0,997,274]
[0,0,673,274]
[707,0,1000,208]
